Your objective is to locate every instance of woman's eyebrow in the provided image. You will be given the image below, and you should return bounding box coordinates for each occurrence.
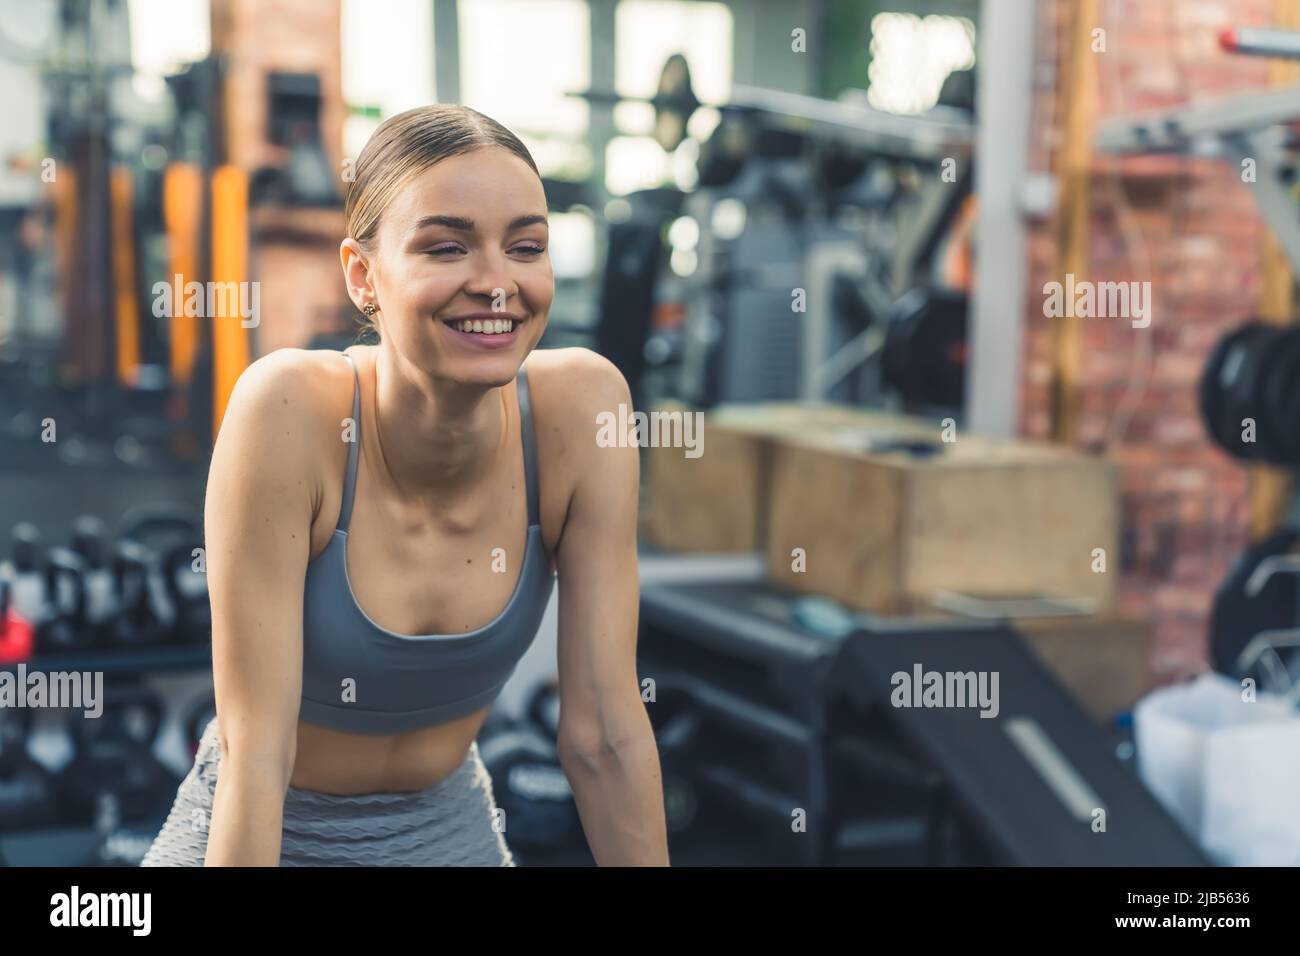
[409,214,548,234]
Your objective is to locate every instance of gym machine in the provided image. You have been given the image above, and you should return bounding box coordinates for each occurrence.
[0,3,219,472]
[636,573,1211,866]
[674,83,974,407]
[1218,25,1300,62]
[574,55,976,417]
[0,2,344,474]
[1095,81,1300,274]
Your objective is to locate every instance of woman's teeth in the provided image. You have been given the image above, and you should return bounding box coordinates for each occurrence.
[453,318,516,334]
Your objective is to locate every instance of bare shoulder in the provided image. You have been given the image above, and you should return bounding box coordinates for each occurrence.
[521,347,631,460]
[522,346,631,421]
[522,348,638,551]
[214,348,356,511]
[222,347,355,440]
[229,347,351,409]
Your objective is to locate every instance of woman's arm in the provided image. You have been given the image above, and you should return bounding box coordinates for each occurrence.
[552,352,669,866]
[202,350,322,866]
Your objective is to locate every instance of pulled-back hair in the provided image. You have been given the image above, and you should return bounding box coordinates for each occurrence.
[345,103,541,253]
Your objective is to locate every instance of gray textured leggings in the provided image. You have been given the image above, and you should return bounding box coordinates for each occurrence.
[140,718,515,866]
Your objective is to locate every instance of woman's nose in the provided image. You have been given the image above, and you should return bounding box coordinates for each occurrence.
[464,251,517,299]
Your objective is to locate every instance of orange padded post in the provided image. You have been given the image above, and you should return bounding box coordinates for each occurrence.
[109,166,141,386]
[162,163,202,385]
[210,164,251,436]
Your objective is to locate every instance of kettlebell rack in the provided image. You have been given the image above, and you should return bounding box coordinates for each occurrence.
[0,505,213,864]
[0,645,210,678]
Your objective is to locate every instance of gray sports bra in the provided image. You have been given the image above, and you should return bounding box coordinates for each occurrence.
[298,351,556,734]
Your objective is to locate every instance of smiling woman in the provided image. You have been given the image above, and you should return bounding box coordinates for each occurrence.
[141,103,666,867]
[339,107,554,384]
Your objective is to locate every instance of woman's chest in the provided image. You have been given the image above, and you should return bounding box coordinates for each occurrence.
[341,505,541,636]
[307,444,564,638]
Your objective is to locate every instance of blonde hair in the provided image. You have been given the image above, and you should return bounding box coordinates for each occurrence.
[345,104,541,253]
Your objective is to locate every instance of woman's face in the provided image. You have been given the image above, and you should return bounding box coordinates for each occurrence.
[346,147,553,385]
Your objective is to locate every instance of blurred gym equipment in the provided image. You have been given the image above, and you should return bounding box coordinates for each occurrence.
[575,54,975,415]
[0,709,60,830]
[1097,84,1300,272]
[0,3,353,478]
[638,575,1210,866]
[1200,321,1300,465]
[56,685,179,826]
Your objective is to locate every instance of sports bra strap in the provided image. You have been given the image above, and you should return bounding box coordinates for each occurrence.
[337,351,362,533]
[517,364,541,528]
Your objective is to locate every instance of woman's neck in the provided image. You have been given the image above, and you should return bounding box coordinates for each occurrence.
[363,345,510,508]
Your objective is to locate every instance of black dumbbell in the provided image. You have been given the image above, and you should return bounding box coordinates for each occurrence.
[653,704,703,835]
[478,724,581,853]
[57,686,179,825]
[0,708,60,829]
[1210,527,1300,678]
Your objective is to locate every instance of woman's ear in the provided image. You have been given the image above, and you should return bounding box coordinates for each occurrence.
[340,238,374,311]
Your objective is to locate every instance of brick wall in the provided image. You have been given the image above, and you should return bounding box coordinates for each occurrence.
[1021,0,1292,680]
[209,0,351,356]
[210,0,345,175]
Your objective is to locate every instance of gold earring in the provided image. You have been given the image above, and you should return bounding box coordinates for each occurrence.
[362,302,378,316]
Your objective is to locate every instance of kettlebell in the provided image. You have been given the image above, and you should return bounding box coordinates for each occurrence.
[0,577,35,664]
[37,547,90,654]
[116,505,202,558]
[3,524,86,656]
[105,539,168,646]
[70,515,118,645]
[162,542,210,644]
[57,686,179,824]
[479,724,580,851]
[117,506,204,644]
[2,523,46,625]
[0,708,60,829]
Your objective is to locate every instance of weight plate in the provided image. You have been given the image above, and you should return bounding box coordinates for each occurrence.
[1210,527,1300,676]
[1243,325,1298,464]
[1200,323,1271,459]
[1263,326,1300,464]
[882,288,968,408]
[1223,324,1283,461]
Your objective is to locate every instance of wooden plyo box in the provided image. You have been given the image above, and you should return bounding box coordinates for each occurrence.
[764,433,1119,613]
[641,402,939,554]
[1015,615,1154,727]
